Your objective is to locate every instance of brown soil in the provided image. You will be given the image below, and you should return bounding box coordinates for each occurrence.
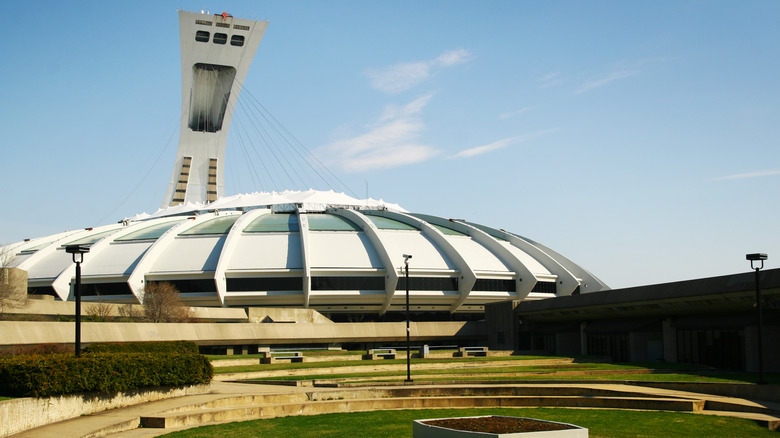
[423,416,574,434]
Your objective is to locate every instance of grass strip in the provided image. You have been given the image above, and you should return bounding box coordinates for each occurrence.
[230,362,704,378]
[249,371,752,384]
[214,355,586,374]
[159,407,778,437]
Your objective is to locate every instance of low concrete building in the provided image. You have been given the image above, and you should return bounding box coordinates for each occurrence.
[487,268,780,372]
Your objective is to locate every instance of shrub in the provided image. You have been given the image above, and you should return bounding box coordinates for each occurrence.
[142,282,192,322]
[0,343,72,356]
[0,351,212,397]
[83,341,199,355]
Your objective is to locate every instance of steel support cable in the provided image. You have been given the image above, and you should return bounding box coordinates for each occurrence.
[232,103,279,190]
[239,86,349,193]
[235,91,309,189]
[233,97,296,190]
[93,118,180,225]
[246,92,358,197]
[227,86,283,191]
[230,114,265,192]
[232,87,307,189]
[235,82,358,198]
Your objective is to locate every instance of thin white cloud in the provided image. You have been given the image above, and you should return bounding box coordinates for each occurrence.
[435,48,471,67]
[364,49,472,94]
[538,72,563,89]
[712,169,780,181]
[499,106,533,120]
[314,94,440,172]
[450,129,557,159]
[574,70,639,94]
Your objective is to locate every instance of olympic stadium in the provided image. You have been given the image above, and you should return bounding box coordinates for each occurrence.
[0,10,608,319]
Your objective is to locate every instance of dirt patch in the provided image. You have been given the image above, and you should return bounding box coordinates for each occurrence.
[423,416,575,434]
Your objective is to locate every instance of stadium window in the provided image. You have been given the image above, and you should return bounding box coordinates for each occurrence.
[227,277,303,292]
[195,31,210,42]
[311,276,384,290]
[230,35,245,46]
[213,33,227,45]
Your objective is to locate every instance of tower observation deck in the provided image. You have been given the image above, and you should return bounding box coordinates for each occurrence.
[162,11,268,207]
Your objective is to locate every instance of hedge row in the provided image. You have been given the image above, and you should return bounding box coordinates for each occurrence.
[0,352,212,397]
[83,341,199,354]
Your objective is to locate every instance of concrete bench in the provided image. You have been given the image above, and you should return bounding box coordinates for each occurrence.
[459,346,488,357]
[366,348,397,360]
[261,351,306,364]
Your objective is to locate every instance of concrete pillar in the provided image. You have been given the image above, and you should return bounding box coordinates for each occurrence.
[662,318,677,363]
[745,326,758,373]
[1,268,28,303]
[580,322,588,355]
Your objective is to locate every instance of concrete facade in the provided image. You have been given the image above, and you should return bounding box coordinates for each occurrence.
[487,269,780,372]
[0,267,27,307]
[0,320,485,350]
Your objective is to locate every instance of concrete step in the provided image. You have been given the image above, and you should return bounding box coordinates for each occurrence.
[140,395,705,429]
[699,410,780,431]
[144,385,691,415]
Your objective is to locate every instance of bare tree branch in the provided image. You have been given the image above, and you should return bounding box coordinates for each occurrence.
[142,282,192,323]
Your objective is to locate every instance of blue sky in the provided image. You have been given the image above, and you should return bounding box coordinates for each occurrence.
[1,1,778,288]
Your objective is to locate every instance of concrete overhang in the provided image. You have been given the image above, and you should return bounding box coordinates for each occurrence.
[512,268,780,322]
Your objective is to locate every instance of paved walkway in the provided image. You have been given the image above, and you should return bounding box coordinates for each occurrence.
[11,382,310,438]
[11,381,780,437]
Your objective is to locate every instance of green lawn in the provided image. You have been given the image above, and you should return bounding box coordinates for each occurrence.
[160,408,778,438]
[213,355,587,374]
[212,353,779,385]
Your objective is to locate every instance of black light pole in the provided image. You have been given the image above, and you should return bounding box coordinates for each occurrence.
[66,245,90,357]
[746,253,768,384]
[403,254,413,383]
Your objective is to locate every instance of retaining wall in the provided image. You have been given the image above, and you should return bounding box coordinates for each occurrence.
[0,384,209,436]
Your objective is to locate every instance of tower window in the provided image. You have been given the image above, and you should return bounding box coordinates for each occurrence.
[189,64,237,133]
[230,35,245,47]
[195,31,210,42]
[213,33,227,45]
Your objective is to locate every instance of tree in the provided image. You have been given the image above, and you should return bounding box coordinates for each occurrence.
[142,282,192,323]
[0,245,27,319]
[85,299,114,322]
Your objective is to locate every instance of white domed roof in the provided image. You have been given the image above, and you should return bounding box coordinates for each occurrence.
[3,189,607,314]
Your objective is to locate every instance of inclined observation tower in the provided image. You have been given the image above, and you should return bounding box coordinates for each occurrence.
[163,11,268,207]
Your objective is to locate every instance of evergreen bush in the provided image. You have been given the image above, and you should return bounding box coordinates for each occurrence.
[0,351,212,397]
[83,341,199,354]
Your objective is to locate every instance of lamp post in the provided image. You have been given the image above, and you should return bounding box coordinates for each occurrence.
[746,253,768,385]
[66,244,90,357]
[403,254,413,383]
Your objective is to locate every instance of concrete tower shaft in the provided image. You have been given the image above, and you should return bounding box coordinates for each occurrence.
[163,11,268,207]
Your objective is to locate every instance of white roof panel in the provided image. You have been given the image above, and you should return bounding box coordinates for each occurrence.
[25,249,72,281]
[228,233,302,271]
[151,236,225,273]
[444,236,511,273]
[86,241,152,277]
[377,230,456,271]
[500,241,551,276]
[308,232,382,269]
